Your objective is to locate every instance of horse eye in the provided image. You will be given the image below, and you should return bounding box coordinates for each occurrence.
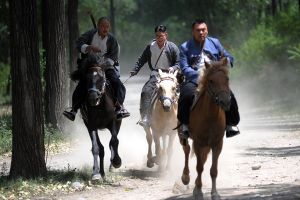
[209,80,214,84]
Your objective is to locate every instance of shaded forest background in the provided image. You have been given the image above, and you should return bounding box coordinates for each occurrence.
[0,0,300,179]
[0,0,299,105]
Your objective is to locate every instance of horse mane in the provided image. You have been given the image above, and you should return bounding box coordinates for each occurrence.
[70,55,100,81]
[198,58,229,92]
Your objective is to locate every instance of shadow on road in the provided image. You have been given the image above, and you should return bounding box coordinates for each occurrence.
[164,183,300,200]
[244,145,300,157]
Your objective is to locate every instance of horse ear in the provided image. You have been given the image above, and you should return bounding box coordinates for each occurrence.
[158,69,163,76]
[173,69,179,77]
[205,61,211,69]
[221,57,228,66]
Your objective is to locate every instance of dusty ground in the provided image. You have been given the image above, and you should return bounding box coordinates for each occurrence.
[1,78,300,199]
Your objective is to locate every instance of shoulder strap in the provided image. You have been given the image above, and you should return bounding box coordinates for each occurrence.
[154,42,166,69]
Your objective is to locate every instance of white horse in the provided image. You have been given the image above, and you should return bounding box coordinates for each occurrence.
[143,69,179,170]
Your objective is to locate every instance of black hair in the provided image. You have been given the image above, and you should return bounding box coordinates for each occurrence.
[192,19,206,29]
[154,25,167,33]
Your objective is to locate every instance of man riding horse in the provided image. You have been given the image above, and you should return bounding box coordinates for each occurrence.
[63,17,130,121]
[178,19,240,139]
[130,25,180,127]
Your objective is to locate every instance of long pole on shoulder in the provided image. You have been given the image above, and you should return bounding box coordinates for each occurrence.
[87,11,96,28]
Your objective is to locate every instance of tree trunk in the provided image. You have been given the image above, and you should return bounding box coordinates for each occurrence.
[110,0,115,35]
[68,0,79,95]
[9,0,46,178]
[44,0,67,127]
[272,0,277,16]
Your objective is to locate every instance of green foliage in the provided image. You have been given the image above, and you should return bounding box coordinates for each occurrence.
[0,167,123,199]
[0,63,10,105]
[0,114,12,155]
[288,43,300,60]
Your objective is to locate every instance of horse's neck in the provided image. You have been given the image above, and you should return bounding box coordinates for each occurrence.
[196,91,222,117]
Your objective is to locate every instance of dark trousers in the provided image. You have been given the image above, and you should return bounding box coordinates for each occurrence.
[177,81,240,126]
[72,69,126,112]
[177,81,198,124]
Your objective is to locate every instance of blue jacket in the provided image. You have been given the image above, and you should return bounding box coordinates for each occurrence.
[180,37,234,84]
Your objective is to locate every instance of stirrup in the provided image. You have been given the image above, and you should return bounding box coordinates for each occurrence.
[226,126,240,138]
[116,108,130,119]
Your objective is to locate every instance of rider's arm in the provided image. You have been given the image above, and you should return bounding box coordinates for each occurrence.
[214,38,234,67]
[180,43,198,83]
[76,29,97,54]
[131,44,151,74]
[169,42,180,71]
[105,34,119,64]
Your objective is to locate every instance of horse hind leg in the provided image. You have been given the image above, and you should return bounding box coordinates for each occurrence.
[210,141,223,200]
[166,133,175,170]
[90,130,102,181]
[193,145,210,200]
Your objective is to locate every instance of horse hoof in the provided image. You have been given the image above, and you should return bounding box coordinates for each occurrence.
[211,192,220,200]
[151,156,160,165]
[193,187,204,200]
[92,173,101,181]
[111,156,122,168]
[181,174,190,185]
[146,160,154,168]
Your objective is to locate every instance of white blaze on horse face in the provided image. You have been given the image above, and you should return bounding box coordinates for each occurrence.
[93,71,97,76]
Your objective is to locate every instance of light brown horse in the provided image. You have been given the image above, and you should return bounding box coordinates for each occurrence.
[143,69,178,169]
[180,58,231,200]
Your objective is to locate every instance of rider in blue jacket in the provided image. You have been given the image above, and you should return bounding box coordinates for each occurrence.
[178,19,240,139]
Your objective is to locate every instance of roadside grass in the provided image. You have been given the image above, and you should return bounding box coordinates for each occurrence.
[0,166,124,200]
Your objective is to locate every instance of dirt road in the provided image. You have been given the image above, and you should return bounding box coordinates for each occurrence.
[52,79,300,200]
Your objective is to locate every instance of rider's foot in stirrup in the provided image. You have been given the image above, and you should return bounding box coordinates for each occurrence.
[226,125,240,138]
[63,109,77,121]
[115,106,130,119]
[179,124,190,139]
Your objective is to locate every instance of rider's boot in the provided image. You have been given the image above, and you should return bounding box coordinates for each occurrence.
[63,109,77,121]
[138,114,150,128]
[115,102,130,119]
[226,125,240,138]
[179,124,190,139]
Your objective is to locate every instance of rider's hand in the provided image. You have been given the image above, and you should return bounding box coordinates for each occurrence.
[130,70,138,77]
[86,45,101,53]
[168,67,175,73]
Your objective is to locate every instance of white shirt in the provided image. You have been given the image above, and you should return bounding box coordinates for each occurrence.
[150,41,170,71]
[81,33,109,65]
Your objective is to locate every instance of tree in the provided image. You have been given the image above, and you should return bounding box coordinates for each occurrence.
[67,0,79,94]
[9,0,46,178]
[44,0,67,127]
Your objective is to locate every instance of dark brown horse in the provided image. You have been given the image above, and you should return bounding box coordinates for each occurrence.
[180,58,231,200]
[74,56,122,181]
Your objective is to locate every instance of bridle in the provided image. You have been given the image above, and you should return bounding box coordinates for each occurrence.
[157,76,178,105]
[87,67,106,98]
[206,69,230,107]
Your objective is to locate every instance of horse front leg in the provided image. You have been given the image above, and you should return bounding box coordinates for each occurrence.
[90,130,102,181]
[144,126,154,168]
[152,133,162,165]
[193,145,210,200]
[109,120,122,169]
[210,141,223,200]
[180,138,190,185]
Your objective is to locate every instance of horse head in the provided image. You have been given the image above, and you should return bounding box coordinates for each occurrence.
[157,69,178,112]
[202,57,231,111]
[85,63,106,107]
